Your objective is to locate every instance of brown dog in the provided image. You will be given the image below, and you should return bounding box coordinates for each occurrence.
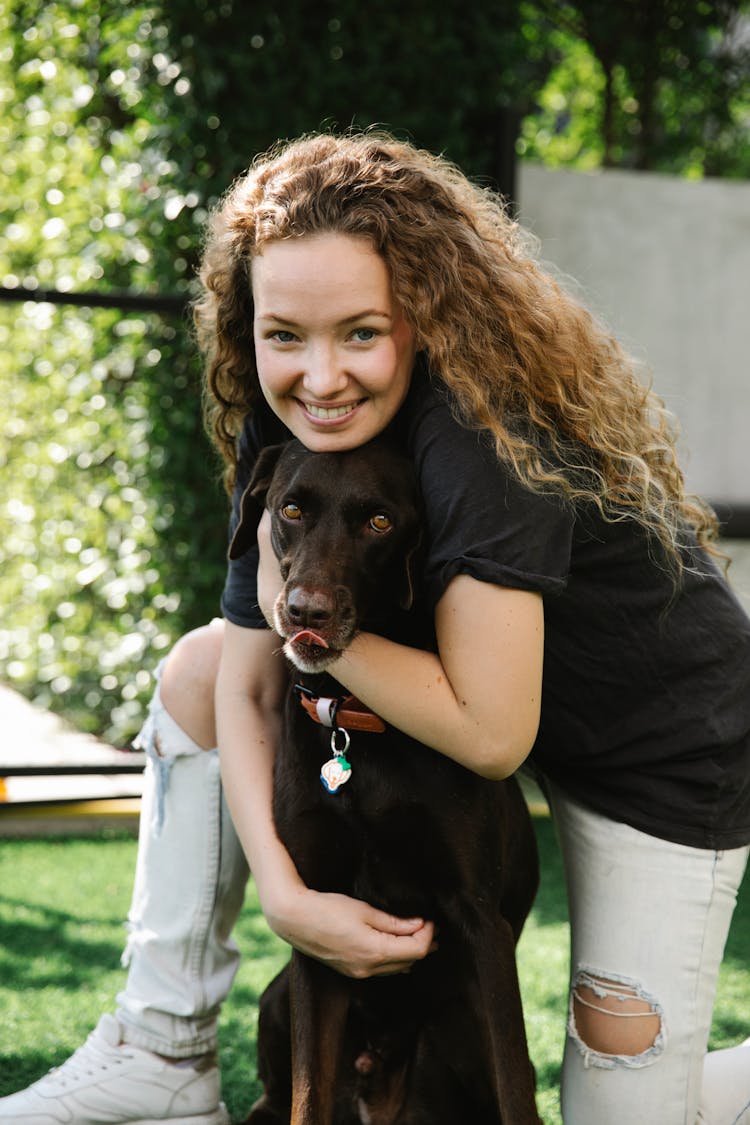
[229,438,541,1125]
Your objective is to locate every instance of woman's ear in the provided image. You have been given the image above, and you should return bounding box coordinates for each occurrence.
[228,443,286,560]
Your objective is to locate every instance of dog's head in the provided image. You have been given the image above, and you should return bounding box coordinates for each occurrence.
[230,440,422,672]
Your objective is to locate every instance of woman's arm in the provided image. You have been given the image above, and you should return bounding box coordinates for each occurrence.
[331,576,544,780]
[215,622,289,905]
[215,619,436,976]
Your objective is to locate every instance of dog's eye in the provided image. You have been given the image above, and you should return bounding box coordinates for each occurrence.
[281,503,302,521]
[369,514,392,533]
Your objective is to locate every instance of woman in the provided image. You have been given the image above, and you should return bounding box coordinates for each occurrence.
[3,132,749,1125]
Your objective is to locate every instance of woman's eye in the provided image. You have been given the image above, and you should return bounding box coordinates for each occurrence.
[369,513,392,533]
[271,330,297,343]
[352,327,377,342]
[281,503,302,520]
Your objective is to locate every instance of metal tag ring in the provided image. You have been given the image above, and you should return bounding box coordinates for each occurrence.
[330,727,351,756]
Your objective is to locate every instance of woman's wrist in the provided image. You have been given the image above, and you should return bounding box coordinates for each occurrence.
[254,862,309,937]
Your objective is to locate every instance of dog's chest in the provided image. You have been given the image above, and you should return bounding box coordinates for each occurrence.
[276,715,420,823]
[273,708,497,917]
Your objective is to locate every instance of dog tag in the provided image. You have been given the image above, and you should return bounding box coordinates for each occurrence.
[320,754,351,793]
[320,728,352,794]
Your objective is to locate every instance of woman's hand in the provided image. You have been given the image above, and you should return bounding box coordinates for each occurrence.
[264,883,437,978]
[257,508,283,628]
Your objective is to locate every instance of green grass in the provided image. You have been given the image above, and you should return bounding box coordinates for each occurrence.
[0,819,747,1123]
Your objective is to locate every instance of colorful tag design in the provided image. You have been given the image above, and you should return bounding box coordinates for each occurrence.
[320,755,351,794]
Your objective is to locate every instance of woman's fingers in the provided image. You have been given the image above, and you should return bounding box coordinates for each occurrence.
[274,889,436,978]
[362,912,437,977]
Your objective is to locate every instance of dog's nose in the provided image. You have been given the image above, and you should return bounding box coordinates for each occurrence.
[286,586,335,630]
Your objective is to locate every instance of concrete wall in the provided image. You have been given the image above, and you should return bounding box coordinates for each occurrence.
[517,163,750,506]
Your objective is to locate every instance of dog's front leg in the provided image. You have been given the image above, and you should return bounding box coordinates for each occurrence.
[475,916,542,1124]
[289,950,351,1125]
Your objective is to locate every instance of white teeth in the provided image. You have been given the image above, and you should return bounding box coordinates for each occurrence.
[305,402,357,420]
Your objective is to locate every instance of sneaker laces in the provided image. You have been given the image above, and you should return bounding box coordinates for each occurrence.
[44,1017,136,1088]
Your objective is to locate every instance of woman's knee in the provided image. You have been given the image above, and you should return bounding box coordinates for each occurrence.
[159,619,225,750]
[569,969,665,1064]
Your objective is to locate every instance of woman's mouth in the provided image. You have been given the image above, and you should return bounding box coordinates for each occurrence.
[301,399,364,422]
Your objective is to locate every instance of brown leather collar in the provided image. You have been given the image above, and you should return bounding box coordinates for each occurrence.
[295,686,386,734]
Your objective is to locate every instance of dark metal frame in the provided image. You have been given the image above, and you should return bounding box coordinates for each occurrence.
[0,283,187,315]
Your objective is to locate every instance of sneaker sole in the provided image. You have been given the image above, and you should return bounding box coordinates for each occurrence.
[124,1106,230,1125]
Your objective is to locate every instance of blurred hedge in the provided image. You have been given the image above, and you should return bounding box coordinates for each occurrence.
[1,300,226,741]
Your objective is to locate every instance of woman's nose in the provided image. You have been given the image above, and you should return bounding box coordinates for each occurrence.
[301,343,348,398]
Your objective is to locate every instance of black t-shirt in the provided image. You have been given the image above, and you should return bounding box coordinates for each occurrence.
[222,366,750,850]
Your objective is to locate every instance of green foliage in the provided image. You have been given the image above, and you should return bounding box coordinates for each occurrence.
[2,1,193,293]
[0,0,229,743]
[518,22,606,169]
[145,0,541,190]
[1,300,224,741]
[0,4,205,741]
[520,0,750,176]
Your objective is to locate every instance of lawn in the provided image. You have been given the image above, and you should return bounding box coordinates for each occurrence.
[0,817,747,1123]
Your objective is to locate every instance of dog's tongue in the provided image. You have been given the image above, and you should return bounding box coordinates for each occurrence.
[289,629,329,650]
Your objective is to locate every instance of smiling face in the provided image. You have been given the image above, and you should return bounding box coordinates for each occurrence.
[252,233,417,452]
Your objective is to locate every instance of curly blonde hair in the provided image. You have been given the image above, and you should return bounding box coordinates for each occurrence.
[194,130,718,564]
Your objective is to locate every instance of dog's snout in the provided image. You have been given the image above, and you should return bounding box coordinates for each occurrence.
[286,586,335,630]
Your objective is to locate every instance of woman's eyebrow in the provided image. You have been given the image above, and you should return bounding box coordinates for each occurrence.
[339,309,392,323]
[256,308,392,325]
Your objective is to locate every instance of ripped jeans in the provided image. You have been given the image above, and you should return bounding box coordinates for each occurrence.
[546,778,750,1125]
[117,667,249,1057]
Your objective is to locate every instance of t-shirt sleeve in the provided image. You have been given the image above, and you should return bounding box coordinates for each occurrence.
[220,416,268,629]
[407,385,574,608]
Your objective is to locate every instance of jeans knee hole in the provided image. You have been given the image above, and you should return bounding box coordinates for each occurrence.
[569,969,666,1069]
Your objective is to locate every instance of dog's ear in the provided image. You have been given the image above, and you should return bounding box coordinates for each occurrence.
[228,443,286,561]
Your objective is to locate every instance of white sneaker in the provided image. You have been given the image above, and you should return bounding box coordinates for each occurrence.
[0,1014,231,1124]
